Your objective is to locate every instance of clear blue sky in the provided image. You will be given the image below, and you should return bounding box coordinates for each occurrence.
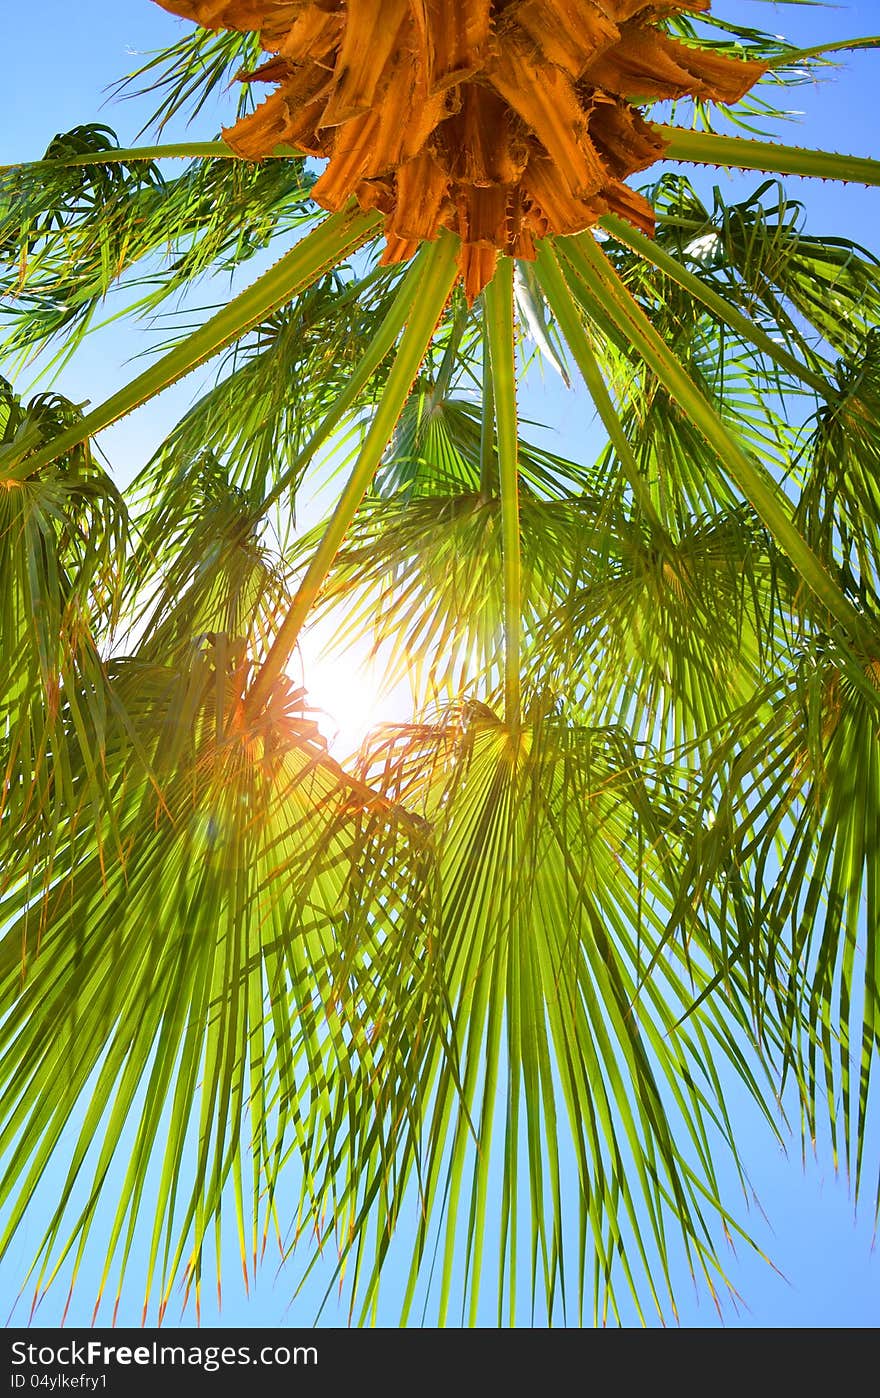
[1,0,879,1329]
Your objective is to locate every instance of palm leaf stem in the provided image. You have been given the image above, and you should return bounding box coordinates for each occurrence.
[479,329,495,499]
[654,126,880,186]
[0,207,380,478]
[254,249,436,521]
[534,243,666,533]
[0,142,295,173]
[435,299,468,399]
[11,126,879,191]
[764,36,880,68]
[245,231,461,715]
[483,259,522,728]
[598,215,833,395]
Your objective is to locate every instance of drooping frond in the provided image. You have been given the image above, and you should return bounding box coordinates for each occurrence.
[0,124,314,368]
[634,175,880,363]
[0,378,127,879]
[125,452,294,668]
[796,328,880,592]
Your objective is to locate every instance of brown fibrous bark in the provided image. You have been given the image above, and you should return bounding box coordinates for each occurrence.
[154,0,765,300]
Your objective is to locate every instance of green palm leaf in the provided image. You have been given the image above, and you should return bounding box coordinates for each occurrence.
[0,125,314,369]
[0,649,438,1323]
[0,379,127,876]
[342,708,780,1325]
[677,644,880,1201]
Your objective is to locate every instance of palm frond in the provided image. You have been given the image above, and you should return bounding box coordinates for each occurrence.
[533,504,785,751]
[679,642,880,1204]
[0,124,313,368]
[299,492,588,712]
[0,377,127,876]
[641,175,880,361]
[111,25,263,135]
[0,648,439,1324]
[337,707,781,1325]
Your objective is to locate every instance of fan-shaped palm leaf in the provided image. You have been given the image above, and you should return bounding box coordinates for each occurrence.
[340,706,781,1325]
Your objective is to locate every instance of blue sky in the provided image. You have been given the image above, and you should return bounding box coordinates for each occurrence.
[1,0,879,1329]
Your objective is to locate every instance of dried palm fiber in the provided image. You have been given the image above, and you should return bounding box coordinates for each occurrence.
[154,1,766,300]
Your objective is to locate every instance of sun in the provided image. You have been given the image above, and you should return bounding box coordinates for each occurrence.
[293,618,411,761]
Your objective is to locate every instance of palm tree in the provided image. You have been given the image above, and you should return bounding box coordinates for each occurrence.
[1,0,879,1326]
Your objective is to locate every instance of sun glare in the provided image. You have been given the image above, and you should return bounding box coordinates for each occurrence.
[293,622,410,761]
